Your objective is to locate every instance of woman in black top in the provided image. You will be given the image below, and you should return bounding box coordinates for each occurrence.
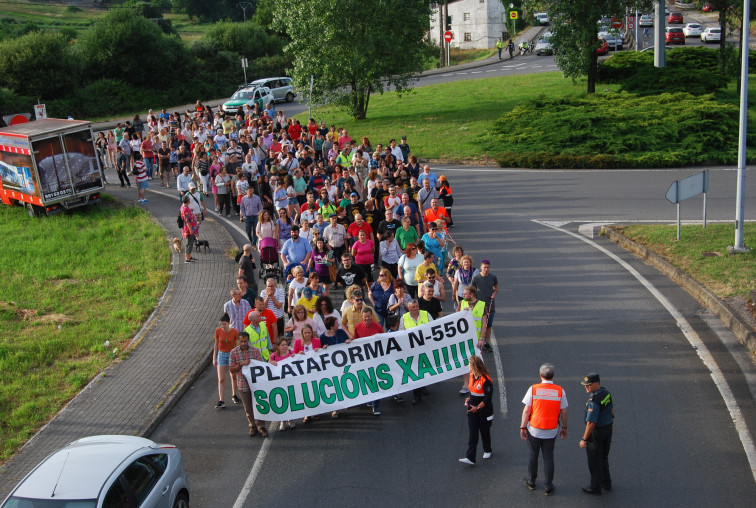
[460,355,494,465]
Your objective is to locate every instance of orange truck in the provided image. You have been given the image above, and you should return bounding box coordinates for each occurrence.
[0,118,104,216]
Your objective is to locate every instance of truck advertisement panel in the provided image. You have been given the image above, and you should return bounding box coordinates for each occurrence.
[33,136,73,201]
[32,130,102,202]
[0,152,38,197]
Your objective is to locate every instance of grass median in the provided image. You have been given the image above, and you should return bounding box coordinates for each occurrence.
[613,223,756,299]
[0,198,170,464]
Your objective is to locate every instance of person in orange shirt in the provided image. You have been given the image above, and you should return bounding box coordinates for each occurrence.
[519,363,568,496]
[423,198,450,232]
[213,313,239,409]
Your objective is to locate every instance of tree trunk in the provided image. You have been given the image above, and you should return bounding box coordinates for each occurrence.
[438,3,445,67]
[719,10,728,77]
[587,50,597,94]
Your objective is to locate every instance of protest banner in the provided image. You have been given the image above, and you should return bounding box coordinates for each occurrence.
[242,312,479,420]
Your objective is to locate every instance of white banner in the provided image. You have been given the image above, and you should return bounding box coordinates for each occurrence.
[243,312,479,421]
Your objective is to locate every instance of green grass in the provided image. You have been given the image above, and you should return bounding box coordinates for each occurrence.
[449,47,498,65]
[304,72,586,162]
[0,1,211,40]
[0,198,170,464]
[615,223,756,298]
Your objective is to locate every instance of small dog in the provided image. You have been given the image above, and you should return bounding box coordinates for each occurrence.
[195,240,211,253]
[172,238,182,253]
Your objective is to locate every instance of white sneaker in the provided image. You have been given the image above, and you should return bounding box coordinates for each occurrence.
[279,421,286,431]
[483,452,492,459]
[459,386,470,394]
[287,420,295,429]
[458,458,475,465]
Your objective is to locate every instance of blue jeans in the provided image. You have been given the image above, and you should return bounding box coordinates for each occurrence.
[245,215,258,244]
[143,158,154,178]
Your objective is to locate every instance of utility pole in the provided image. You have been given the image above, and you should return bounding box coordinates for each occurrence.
[732,0,750,253]
[443,1,449,67]
[654,0,665,67]
[438,2,445,67]
[238,2,252,22]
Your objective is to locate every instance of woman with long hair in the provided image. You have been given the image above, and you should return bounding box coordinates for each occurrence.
[313,295,341,337]
[255,209,279,250]
[459,355,494,465]
[398,242,423,298]
[369,268,395,326]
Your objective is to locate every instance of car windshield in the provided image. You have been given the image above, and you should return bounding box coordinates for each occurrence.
[2,498,97,508]
[711,29,721,33]
[230,91,252,100]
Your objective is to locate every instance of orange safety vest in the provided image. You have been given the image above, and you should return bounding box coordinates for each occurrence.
[529,383,563,430]
[468,373,492,396]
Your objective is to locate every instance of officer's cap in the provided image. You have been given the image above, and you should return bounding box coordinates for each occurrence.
[581,373,600,385]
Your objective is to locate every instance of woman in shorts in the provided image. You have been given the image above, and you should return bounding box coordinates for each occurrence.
[213,313,239,409]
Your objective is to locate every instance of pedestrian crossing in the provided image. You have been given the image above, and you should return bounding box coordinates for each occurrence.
[439,60,558,78]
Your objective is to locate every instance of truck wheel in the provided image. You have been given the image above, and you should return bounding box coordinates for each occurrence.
[26,203,40,217]
[285,92,295,103]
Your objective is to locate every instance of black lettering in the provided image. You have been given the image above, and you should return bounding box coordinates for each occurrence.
[281,363,297,379]
[291,359,306,375]
[363,340,385,360]
[408,330,425,348]
[306,357,322,374]
[386,336,402,353]
[249,366,265,383]
[332,350,348,367]
[348,345,365,364]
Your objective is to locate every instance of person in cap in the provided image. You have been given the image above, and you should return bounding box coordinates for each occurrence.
[520,363,568,496]
[185,182,206,224]
[579,373,614,495]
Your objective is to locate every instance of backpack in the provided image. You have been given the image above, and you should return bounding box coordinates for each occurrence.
[177,210,184,229]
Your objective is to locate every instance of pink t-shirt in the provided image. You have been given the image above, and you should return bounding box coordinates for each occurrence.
[352,239,374,265]
[270,351,293,362]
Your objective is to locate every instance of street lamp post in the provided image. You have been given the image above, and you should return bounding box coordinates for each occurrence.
[238,2,252,22]
[732,0,751,253]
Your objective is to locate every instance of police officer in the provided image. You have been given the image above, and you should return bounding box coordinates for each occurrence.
[579,373,614,495]
[459,355,494,465]
[520,363,568,496]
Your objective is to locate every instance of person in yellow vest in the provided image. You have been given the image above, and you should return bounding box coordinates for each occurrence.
[519,363,568,496]
[244,311,271,361]
[459,355,494,465]
[458,285,487,395]
[496,38,504,60]
[400,299,431,405]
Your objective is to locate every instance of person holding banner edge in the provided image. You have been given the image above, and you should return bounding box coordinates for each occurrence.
[459,355,494,465]
[229,331,268,438]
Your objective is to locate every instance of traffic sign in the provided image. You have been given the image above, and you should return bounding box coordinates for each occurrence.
[611,17,623,29]
[510,11,518,20]
[444,30,453,43]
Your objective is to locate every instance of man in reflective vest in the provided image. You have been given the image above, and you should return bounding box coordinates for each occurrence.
[458,285,487,395]
[400,299,431,405]
[244,311,271,361]
[519,363,568,496]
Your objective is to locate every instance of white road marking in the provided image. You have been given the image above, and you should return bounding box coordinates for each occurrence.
[532,219,756,485]
[457,72,468,75]
[232,428,276,508]
[490,332,508,417]
[442,73,454,76]
[471,71,482,74]
[486,69,497,72]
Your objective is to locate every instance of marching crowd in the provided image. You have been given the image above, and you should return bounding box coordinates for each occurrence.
[102,100,612,495]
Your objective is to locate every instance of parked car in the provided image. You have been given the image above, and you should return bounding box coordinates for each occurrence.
[598,30,623,50]
[535,34,553,55]
[683,23,703,37]
[222,86,275,114]
[1,435,189,508]
[248,77,297,103]
[639,15,654,27]
[701,27,721,43]
[665,27,685,45]
[596,38,609,55]
[668,12,683,24]
[702,3,712,13]
[534,12,549,25]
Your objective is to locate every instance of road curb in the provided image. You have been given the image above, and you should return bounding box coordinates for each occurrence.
[604,226,756,355]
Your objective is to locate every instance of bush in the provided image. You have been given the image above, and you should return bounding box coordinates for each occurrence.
[487,91,756,169]
[620,67,727,95]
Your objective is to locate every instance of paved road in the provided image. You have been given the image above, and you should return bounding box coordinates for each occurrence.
[151,166,756,506]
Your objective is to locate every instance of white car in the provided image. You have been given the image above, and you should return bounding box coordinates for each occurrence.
[683,23,703,37]
[535,34,553,55]
[701,27,721,43]
[639,15,654,27]
[534,12,549,25]
[222,86,275,114]
[598,30,623,50]
[1,435,189,508]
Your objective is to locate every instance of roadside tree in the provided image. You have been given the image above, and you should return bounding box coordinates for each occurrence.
[548,0,651,94]
[273,0,431,119]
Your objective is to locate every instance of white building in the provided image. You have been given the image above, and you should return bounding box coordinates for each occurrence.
[429,0,508,50]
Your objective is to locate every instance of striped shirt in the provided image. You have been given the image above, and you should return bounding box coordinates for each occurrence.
[224,299,252,333]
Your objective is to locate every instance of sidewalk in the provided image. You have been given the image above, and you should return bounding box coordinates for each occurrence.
[0,181,240,498]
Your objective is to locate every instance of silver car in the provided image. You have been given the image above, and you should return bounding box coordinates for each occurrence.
[1,435,189,508]
[249,77,297,103]
[701,27,721,43]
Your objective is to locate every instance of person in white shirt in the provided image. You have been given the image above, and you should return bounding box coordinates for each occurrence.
[389,138,404,163]
[176,166,194,201]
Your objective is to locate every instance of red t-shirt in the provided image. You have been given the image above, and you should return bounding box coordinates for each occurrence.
[288,123,302,141]
[215,327,239,353]
[354,322,384,339]
[347,221,373,239]
[243,308,277,339]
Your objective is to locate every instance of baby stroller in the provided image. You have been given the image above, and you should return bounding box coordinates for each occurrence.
[258,236,282,283]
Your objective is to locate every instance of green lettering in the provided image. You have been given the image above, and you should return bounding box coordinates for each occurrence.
[376,363,393,390]
[341,371,360,399]
[396,357,419,384]
[357,367,379,395]
[331,376,345,401]
[302,381,321,408]
[416,353,437,379]
[287,385,304,411]
[253,390,270,415]
[269,387,288,415]
[320,377,336,404]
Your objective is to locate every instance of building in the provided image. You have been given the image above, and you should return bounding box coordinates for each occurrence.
[429,0,508,50]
